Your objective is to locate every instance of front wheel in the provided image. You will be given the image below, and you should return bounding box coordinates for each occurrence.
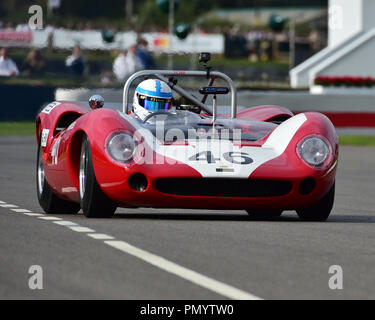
[296,182,335,222]
[36,137,80,214]
[79,135,117,218]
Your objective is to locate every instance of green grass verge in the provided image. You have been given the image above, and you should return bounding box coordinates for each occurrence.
[339,136,375,146]
[0,122,35,136]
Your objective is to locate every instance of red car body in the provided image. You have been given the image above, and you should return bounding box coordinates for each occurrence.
[36,101,338,213]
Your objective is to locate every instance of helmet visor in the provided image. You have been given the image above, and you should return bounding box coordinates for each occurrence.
[138,95,171,111]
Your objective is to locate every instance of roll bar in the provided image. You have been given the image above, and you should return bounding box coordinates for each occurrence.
[122,70,238,118]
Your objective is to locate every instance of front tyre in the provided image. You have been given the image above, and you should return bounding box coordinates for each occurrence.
[296,182,335,222]
[36,136,80,214]
[79,135,117,218]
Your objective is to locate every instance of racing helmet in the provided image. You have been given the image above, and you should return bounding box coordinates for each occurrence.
[133,79,173,120]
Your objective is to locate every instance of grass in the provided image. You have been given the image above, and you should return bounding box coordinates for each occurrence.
[0,122,375,147]
[339,136,375,146]
[0,122,35,136]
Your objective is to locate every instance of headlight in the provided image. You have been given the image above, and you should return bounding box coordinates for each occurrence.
[107,133,136,163]
[298,136,330,167]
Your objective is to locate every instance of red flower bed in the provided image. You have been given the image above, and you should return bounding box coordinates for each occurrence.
[314,76,375,87]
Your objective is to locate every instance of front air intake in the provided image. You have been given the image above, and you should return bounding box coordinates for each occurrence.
[129,173,148,192]
[154,178,292,197]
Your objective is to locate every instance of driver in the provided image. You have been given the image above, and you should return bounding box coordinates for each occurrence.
[133,79,173,121]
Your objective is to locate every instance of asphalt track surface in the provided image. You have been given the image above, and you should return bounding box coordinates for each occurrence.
[0,136,374,300]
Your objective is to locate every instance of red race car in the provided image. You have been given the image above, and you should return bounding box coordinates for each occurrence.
[36,66,338,221]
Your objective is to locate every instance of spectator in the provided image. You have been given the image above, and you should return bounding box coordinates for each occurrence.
[22,49,46,76]
[0,48,19,77]
[113,50,128,82]
[65,45,86,76]
[113,45,143,82]
[137,38,156,70]
[126,45,143,75]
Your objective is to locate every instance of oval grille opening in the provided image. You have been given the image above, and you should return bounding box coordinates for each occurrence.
[155,178,292,197]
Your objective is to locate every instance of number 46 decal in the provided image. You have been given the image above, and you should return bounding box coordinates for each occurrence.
[189,151,253,165]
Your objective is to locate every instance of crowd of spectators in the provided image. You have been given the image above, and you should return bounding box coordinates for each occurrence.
[0,20,322,82]
[0,37,155,82]
[223,26,325,60]
[113,39,155,82]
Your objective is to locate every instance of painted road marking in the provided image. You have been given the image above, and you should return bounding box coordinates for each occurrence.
[87,233,115,240]
[0,201,6,204]
[0,204,18,208]
[38,216,63,221]
[68,226,95,233]
[0,201,262,300]
[104,240,261,300]
[23,212,44,217]
[54,221,78,226]
[11,208,32,213]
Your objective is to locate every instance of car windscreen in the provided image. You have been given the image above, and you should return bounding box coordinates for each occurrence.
[140,111,276,143]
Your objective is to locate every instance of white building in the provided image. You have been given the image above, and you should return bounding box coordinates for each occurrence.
[290,0,375,88]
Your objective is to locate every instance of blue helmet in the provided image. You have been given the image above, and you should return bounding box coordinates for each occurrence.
[133,79,173,120]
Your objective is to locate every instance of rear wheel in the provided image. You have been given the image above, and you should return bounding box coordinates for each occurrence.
[246,210,283,218]
[36,136,80,214]
[296,182,335,222]
[79,135,117,218]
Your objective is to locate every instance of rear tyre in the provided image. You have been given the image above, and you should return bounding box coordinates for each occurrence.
[79,135,117,218]
[246,210,283,218]
[36,136,80,214]
[296,182,335,222]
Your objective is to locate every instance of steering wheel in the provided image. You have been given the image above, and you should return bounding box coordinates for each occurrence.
[142,111,179,124]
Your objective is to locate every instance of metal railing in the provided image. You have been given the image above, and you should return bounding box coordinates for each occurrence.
[122,70,238,118]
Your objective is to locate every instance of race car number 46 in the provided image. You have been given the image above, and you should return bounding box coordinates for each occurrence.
[189,151,253,164]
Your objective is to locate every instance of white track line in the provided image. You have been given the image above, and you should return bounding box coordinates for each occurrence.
[68,226,95,233]
[0,204,18,208]
[105,240,261,300]
[23,212,44,217]
[87,233,114,240]
[38,216,62,221]
[0,200,262,300]
[53,220,78,226]
[11,208,32,213]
